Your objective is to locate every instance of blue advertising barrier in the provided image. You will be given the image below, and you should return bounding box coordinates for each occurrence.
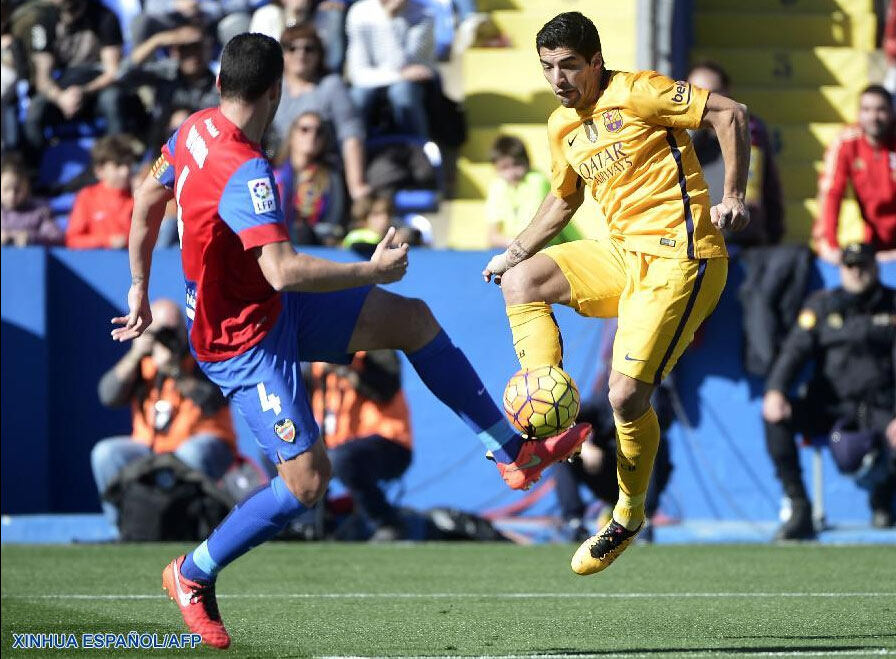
[2,246,894,523]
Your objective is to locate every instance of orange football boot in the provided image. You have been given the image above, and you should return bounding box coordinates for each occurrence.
[162,556,231,650]
[490,422,592,490]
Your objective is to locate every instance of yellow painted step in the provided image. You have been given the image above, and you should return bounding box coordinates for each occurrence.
[737,86,860,123]
[769,123,846,162]
[447,198,604,250]
[695,11,876,49]
[487,8,637,68]
[462,124,552,180]
[477,0,636,14]
[456,160,494,199]
[776,160,823,200]
[785,198,863,244]
[695,0,871,13]
[690,48,873,88]
[447,199,489,249]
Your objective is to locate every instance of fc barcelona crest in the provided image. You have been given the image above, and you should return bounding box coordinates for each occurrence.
[602,108,623,133]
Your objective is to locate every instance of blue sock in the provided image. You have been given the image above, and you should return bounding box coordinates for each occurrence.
[407,329,523,462]
[180,476,306,584]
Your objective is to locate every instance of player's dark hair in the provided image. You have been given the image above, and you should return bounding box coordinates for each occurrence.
[219,32,284,102]
[860,84,893,108]
[91,134,138,166]
[490,135,530,168]
[688,60,731,90]
[536,12,601,61]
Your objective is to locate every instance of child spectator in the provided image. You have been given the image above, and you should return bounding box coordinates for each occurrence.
[343,192,394,255]
[66,135,137,249]
[485,135,581,248]
[0,154,64,246]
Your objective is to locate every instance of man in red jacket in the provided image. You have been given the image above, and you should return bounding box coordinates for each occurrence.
[816,85,896,263]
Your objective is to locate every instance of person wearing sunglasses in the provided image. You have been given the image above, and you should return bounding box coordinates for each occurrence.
[274,110,349,245]
[270,23,370,201]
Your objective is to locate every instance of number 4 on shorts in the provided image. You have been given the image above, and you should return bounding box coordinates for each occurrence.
[257,382,282,415]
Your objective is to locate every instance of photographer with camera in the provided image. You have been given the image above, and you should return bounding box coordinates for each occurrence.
[91,298,236,529]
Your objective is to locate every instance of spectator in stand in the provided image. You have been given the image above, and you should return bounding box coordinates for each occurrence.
[250,0,348,74]
[66,134,137,249]
[1,3,28,154]
[92,298,236,529]
[130,0,251,51]
[688,61,784,248]
[23,0,137,163]
[762,243,896,538]
[485,135,581,248]
[309,350,413,541]
[343,191,394,255]
[0,154,64,246]
[274,111,349,246]
[816,85,896,262]
[119,22,218,144]
[346,0,435,139]
[270,23,369,201]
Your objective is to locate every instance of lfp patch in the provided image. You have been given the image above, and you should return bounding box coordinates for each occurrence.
[274,418,296,443]
[248,177,276,215]
[602,108,623,133]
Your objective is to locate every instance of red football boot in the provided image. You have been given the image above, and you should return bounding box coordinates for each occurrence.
[490,422,592,490]
[162,556,231,650]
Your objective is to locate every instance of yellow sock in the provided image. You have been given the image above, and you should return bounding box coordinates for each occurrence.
[506,302,563,370]
[613,406,660,531]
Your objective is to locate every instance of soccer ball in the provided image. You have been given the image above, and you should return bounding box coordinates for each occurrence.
[502,365,580,439]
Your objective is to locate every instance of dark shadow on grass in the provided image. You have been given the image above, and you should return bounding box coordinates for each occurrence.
[724,632,896,641]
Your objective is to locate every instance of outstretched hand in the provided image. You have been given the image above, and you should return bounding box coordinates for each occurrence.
[370,227,409,284]
[482,240,531,285]
[111,284,152,342]
[710,196,750,232]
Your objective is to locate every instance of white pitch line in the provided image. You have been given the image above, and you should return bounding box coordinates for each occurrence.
[321,651,896,659]
[2,592,895,601]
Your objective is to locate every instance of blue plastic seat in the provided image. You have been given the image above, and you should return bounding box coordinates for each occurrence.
[37,138,94,189]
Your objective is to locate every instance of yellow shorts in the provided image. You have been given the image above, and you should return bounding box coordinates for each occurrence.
[542,239,728,384]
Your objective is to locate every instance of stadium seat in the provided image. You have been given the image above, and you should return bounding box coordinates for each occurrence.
[366,135,443,213]
[37,138,94,190]
[48,192,77,218]
[420,0,456,61]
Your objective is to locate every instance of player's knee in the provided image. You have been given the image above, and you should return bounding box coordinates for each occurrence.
[500,263,537,305]
[401,297,441,348]
[281,462,331,507]
[608,380,650,422]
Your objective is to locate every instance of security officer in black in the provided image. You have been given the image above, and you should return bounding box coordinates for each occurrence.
[762,243,896,539]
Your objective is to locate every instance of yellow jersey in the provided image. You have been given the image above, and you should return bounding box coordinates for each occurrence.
[548,69,727,260]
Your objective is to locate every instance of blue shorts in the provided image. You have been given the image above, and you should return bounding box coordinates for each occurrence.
[198,287,372,463]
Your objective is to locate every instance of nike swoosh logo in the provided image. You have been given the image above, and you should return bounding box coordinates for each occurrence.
[567,134,577,146]
[624,353,647,362]
[172,564,193,607]
[477,388,486,396]
[507,455,542,471]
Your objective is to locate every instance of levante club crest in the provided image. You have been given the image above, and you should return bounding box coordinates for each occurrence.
[602,108,623,133]
[274,418,296,443]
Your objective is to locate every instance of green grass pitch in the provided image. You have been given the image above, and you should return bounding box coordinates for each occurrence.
[2,542,895,657]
